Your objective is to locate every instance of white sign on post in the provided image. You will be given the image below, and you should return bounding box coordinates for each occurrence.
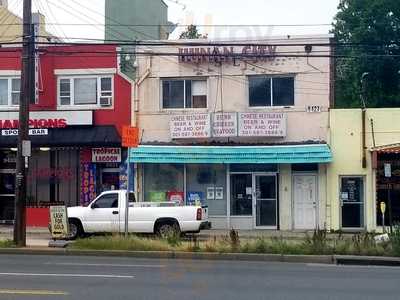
[212,113,237,137]
[50,206,69,239]
[170,113,211,139]
[384,163,391,178]
[238,112,287,137]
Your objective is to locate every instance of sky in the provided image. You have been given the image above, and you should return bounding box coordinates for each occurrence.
[7,0,341,41]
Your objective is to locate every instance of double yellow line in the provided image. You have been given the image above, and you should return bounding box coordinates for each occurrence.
[0,289,68,296]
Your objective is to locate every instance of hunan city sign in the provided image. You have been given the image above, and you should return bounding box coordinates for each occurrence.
[178,45,277,64]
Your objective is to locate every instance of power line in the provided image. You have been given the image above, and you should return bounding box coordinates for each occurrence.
[0,22,333,27]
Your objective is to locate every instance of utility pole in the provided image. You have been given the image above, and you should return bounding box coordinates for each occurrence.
[14,0,33,247]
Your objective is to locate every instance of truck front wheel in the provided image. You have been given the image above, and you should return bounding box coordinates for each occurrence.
[68,219,84,240]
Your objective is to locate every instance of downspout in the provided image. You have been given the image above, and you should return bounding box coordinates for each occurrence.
[360,72,369,169]
[362,108,367,168]
[132,54,152,202]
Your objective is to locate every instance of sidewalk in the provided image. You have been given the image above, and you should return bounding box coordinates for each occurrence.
[0,226,51,247]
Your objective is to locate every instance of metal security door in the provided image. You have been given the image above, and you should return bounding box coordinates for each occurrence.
[293,175,317,230]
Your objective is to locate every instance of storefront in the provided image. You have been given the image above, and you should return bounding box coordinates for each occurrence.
[130,145,332,230]
[328,108,400,232]
[134,36,333,230]
[0,111,127,225]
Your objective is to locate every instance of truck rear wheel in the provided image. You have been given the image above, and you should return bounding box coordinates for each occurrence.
[68,219,83,240]
[157,222,180,238]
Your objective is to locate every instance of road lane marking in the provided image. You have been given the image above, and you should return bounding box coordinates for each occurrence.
[0,289,68,296]
[0,272,134,279]
[45,262,166,268]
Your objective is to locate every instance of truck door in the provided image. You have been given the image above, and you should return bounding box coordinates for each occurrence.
[85,192,120,232]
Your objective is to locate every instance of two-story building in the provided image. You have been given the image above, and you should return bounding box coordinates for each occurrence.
[130,35,333,230]
[0,45,132,225]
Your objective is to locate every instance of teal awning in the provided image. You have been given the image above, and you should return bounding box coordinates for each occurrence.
[129,144,332,164]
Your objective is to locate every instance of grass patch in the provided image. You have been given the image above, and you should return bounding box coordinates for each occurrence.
[0,239,15,248]
[72,235,173,252]
[70,229,400,257]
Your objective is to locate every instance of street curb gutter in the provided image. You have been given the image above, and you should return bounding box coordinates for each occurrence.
[1,248,400,266]
[0,248,334,264]
[334,255,400,266]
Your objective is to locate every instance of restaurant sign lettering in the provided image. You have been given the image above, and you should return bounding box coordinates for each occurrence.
[170,112,286,139]
[178,45,277,64]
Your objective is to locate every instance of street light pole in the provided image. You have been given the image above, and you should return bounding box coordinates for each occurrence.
[13,0,33,247]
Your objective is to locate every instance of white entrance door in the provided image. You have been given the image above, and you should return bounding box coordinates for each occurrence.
[293,175,317,230]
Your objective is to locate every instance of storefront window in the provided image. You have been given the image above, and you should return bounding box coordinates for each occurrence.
[143,164,184,202]
[230,174,253,216]
[186,164,227,216]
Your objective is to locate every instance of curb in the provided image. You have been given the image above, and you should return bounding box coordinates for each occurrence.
[334,255,400,266]
[0,248,398,266]
[0,247,334,264]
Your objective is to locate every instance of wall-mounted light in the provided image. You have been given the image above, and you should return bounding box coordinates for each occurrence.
[39,147,50,152]
[10,148,17,152]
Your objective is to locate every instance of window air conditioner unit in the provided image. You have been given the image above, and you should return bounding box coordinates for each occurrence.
[100,97,112,107]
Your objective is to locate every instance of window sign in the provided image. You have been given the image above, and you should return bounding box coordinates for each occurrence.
[238,112,286,137]
[207,187,215,200]
[80,163,96,206]
[212,112,237,137]
[215,187,224,200]
[170,113,211,139]
[187,191,204,206]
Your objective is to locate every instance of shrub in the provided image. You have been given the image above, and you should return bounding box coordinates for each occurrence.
[389,224,400,256]
[229,229,240,252]
[303,229,331,254]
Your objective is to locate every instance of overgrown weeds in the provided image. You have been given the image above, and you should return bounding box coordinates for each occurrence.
[70,230,400,257]
[389,224,400,256]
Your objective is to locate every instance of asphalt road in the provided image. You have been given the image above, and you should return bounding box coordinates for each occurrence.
[0,255,398,300]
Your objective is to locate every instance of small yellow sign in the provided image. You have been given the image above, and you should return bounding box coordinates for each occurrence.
[380,202,386,214]
[50,206,69,239]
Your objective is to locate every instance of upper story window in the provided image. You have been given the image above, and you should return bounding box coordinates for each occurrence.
[0,78,20,106]
[249,76,294,107]
[162,79,207,109]
[58,76,113,107]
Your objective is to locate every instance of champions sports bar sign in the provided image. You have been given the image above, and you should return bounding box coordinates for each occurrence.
[0,111,92,136]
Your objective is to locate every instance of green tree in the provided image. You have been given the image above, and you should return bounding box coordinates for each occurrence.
[332,0,400,108]
[179,25,207,39]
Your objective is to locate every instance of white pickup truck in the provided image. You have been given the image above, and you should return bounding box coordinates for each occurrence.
[66,190,211,239]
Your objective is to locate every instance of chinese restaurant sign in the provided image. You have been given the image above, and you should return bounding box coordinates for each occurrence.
[170,113,211,139]
[238,112,286,137]
[170,112,286,139]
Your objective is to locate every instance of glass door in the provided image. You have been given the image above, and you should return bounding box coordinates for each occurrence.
[254,175,277,228]
[340,176,364,229]
[0,171,15,223]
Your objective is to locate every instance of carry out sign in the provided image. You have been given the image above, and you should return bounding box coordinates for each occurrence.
[50,206,69,239]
